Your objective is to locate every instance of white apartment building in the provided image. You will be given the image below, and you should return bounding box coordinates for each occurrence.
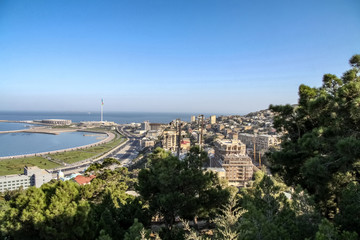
[0,166,53,192]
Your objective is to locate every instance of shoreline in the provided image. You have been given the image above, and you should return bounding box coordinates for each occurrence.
[0,129,114,160]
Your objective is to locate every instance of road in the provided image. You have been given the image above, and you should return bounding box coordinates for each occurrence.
[111,126,143,167]
[51,125,143,177]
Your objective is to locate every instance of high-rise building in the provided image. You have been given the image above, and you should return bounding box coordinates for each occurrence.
[210,115,216,124]
[191,116,196,122]
[214,139,253,187]
[162,130,177,151]
[141,121,151,131]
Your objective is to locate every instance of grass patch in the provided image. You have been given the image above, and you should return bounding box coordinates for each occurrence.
[0,157,61,176]
[49,134,126,164]
[50,151,96,164]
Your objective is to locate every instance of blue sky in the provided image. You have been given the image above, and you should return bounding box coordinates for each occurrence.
[0,0,359,114]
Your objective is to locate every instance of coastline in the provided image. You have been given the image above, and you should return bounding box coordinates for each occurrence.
[0,125,114,160]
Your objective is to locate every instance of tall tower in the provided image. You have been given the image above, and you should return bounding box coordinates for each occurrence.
[101,98,104,122]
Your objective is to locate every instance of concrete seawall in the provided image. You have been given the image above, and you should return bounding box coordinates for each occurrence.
[0,131,115,160]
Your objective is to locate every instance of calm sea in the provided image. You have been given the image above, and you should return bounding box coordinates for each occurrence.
[0,111,212,124]
[0,131,106,157]
[0,111,215,158]
[0,122,35,131]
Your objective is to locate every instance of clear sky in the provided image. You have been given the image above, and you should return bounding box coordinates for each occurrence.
[0,0,359,114]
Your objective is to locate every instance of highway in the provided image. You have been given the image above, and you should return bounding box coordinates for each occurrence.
[112,125,142,167]
[51,125,143,177]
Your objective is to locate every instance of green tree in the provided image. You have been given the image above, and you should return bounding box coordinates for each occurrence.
[315,219,358,240]
[0,167,147,240]
[124,218,149,240]
[136,147,230,231]
[237,173,320,240]
[269,54,360,226]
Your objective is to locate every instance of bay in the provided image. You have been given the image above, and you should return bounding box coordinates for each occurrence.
[0,122,36,131]
[0,131,106,157]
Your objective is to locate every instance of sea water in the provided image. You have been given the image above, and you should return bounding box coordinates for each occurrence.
[0,131,106,157]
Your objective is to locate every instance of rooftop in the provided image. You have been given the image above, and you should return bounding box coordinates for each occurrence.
[73,175,96,185]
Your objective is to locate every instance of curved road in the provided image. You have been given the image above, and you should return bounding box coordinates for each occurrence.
[51,125,142,176]
[110,126,142,167]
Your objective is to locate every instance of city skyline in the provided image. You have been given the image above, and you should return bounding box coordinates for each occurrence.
[1,0,359,114]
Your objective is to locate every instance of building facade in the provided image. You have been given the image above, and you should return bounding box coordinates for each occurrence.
[210,115,216,124]
[162,130,177,151]
[150,123,164,131]
[214,139,253,187]
[41,119,72,125]
[0,166,52,192]
[238,133,281,152]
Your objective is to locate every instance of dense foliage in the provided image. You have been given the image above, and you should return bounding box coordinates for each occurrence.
[0,167,149,240]
[136,147,231,231]
[269,55,360,234]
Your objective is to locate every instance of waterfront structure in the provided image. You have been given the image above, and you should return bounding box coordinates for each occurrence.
[0,166,52,192]
[79,121,116,127]
[41,119,72,125]
[162,130,177,151]
[210,115,216,124]
[214,139,253,187]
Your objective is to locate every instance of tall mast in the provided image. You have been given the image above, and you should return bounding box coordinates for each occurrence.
[101,98,104,122]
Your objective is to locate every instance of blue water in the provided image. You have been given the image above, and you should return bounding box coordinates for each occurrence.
[0,111,212,124]
[0,111,216,157]
[0,122,36,131]
[0,131,106,157]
